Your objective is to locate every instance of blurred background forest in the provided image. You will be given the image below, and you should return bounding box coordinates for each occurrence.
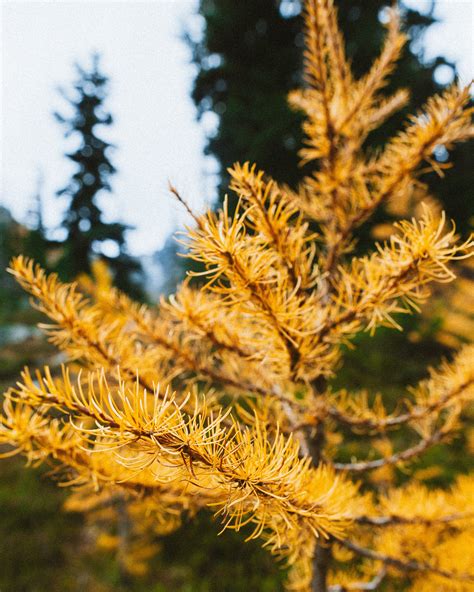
[0,1,472,590]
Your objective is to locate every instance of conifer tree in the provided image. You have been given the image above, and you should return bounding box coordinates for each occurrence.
[1,3,473,591]
[55,53,143,298]
[189,0,305,192]
[23,171,50,269]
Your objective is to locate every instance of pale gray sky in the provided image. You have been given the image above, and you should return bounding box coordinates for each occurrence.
[1,0,473,256]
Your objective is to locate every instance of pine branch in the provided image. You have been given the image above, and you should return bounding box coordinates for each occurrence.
[319,210,474,344]
[322,0,351,100]
[228,163,315,292]
[8,257,157,393]
[185,205,306,376]
[338,7,406,133]
[165,286,255,360]
[302,0,338,167]
[4,367,359,546]
[325,85,473,272]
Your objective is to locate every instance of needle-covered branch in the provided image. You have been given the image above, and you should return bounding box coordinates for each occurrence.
[8,257,162,392]
[1,367,363,563]
[228,162,318,291]
[324,85,473,273]
[355,476,474,528]
[323,209,473,338]
[184,200,335,380]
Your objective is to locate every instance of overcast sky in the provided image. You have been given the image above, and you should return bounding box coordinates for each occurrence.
[1,0,473,256]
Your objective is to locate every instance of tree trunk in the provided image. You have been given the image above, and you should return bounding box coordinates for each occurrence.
[308,378,330,592]
[117,496,133,588]
[312,542,331,592]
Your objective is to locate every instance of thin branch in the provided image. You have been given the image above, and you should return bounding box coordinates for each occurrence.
[224,249,304,374]
[316,261,416,346]
[10,259,156,395]
[127,304,272,399]
[333,429,444,472]
[328,568,387,591]
[230,172,303,291]
[339,538,474,582]
[176,306,254,361]
[355,512,470,527]
[328,376,473,433]
[324,87,471,274]
[169,183,202,228]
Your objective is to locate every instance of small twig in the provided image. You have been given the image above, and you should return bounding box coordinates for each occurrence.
[169,182,202,227]
[355,512,469,527]
[328,567,387,591]
[339,538,474,582]
[328,377,473,433]
[333,429,444,472]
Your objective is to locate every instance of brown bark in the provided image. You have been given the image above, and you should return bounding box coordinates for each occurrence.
[308,377,331,592]
[117,496,133,587]
[312,543,331,592]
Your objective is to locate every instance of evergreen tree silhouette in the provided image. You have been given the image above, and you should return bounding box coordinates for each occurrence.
[55,53,143,298]
[23,170,49,269]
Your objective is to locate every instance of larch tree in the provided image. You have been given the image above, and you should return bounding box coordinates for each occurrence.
[189,0,472,233]
[55,53,143,298]
[1,2,474,591]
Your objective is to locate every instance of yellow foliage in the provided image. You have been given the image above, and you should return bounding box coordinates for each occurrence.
[1,1,473,590]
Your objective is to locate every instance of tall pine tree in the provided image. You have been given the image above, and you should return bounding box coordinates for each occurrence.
[55,53,143,298]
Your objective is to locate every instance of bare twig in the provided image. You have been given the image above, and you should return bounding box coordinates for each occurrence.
[355,513,469,527]
[339,538,474,582]
[333,429,445,472]
[169,182,202,228]
[328,567,387,591]
[328,377,473,433]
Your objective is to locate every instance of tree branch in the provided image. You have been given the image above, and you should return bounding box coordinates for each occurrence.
[333,429,445,472]
[328,567,387,591]
[355,513,469,527]
[328,375,473,433]
[339,538,474,582]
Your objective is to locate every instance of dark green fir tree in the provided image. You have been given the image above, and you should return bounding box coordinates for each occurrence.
[55,53,143,298]
[189,0,305,196]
